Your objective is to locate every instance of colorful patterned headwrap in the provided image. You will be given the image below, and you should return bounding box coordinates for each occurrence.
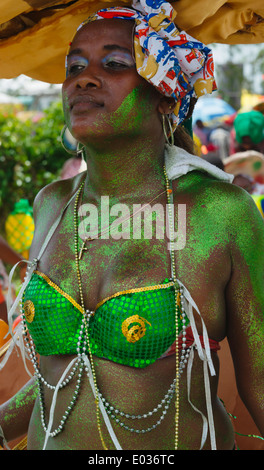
[74,0,217,129]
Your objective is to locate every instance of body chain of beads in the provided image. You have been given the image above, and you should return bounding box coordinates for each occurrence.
[21,299,92,437]
[21,168,190,447]
[164,165,180,450]
[74,168,188,446]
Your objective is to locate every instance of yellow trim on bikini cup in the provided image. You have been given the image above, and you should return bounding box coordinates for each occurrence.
[34,270,84,314]
[34,270,174,314]
[95,281,175,310]
[26,272,177,364]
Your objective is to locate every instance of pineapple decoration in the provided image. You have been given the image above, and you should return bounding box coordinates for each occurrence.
[5,199,34,259]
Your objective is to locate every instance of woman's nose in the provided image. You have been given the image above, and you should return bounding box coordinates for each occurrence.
[75,69,102,89]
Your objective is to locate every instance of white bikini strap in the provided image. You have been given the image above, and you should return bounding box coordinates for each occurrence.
[1,187,81,373]
[6,188,79,327]
[83,355,123,450]
[43,355,123,451]
[42,356,79,450]
[177,278,216,376]
[187,347,208,449]
[178,278,217,450]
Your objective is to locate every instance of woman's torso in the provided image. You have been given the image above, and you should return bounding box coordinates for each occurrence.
[26,170,235,450]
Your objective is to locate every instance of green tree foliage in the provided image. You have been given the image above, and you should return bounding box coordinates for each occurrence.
[255,48,264,94]
[0,101,69,231]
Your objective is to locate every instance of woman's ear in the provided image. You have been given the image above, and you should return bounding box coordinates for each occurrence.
[158,96,177,115]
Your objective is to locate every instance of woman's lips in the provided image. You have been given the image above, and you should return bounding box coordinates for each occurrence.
[70,95,103,113]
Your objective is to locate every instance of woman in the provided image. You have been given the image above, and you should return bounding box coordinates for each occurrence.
[0,0,264,451]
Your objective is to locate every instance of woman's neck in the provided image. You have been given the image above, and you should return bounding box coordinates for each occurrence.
[82,137,166,201]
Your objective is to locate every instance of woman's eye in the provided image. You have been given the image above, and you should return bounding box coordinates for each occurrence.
[103,53,135,70]
[105,60,128,68]
[65,52,135,77]
[66,56,88,76]
[68,64,84,75]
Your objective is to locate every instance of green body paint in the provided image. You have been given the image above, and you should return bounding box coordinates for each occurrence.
[177,171,264,370]
[25,69,264,449]
[108,85,152,134]
[3,379,38,424]
[63,84,154,139]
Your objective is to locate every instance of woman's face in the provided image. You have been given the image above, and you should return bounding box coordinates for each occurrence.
[62,19,164,145]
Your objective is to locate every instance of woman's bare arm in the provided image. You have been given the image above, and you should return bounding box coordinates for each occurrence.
[226,188,264,436]
[0,377,37,447]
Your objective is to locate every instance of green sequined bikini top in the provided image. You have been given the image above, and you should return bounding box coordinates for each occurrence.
[22,270,188,368]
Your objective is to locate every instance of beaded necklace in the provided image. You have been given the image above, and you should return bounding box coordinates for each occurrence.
[21,166,190,450]
[78,187,168,260]
[73,166,188,450]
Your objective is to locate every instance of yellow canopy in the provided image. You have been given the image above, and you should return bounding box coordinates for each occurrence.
[0,0,263,84]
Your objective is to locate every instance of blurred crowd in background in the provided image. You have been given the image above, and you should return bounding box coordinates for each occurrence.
[193,105,264,202]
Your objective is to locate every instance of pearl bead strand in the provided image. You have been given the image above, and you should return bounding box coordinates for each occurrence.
[19,165,191,449]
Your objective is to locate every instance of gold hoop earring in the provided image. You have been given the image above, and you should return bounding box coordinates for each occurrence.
[162,114,174,147]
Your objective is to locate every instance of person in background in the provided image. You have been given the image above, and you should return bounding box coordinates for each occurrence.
[233,110,264,154]
[193,118,211,146]
[201,153,225,171]
[208,125,231,160]
[232,174,255,194]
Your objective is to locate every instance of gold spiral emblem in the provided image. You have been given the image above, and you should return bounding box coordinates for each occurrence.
[24,300,35,323]
[121,315,151,343]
